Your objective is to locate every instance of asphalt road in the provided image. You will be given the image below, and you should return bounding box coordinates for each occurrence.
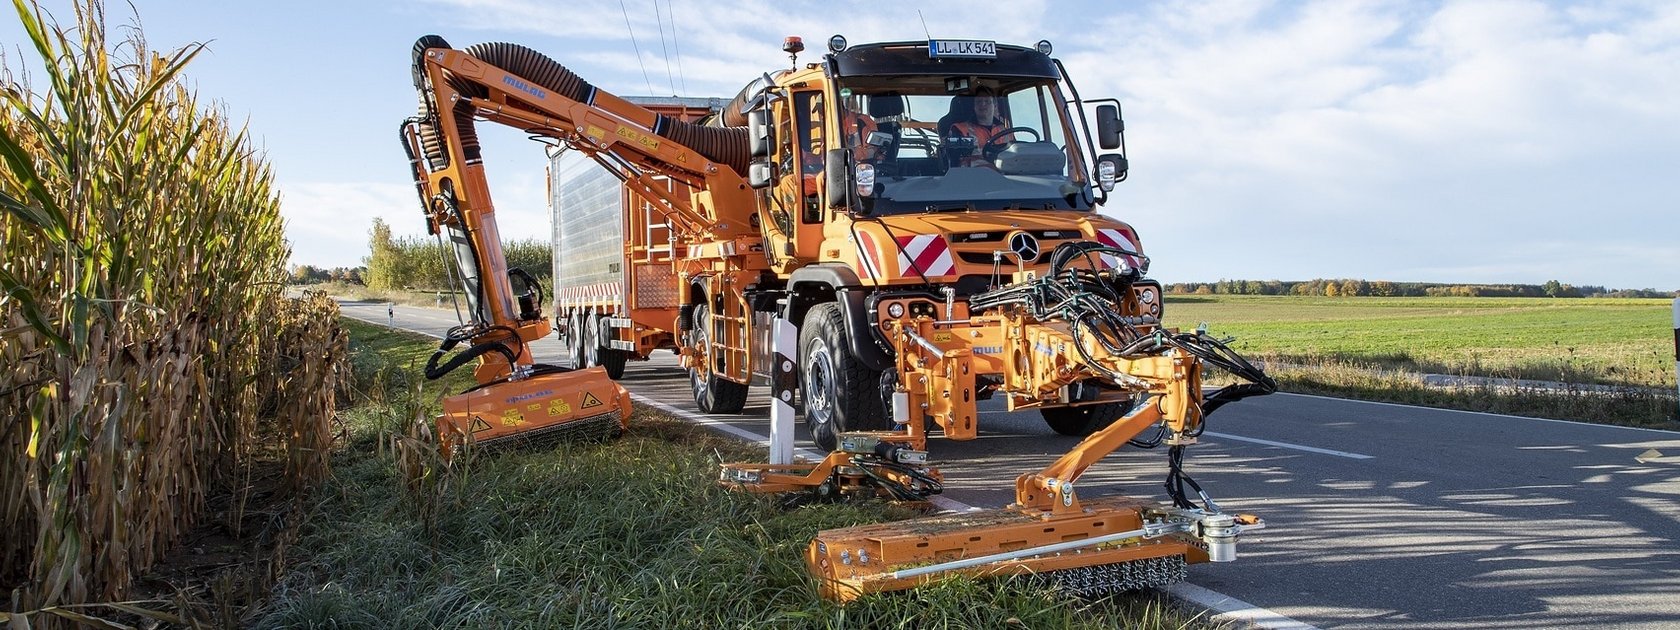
[342,299,1680,629]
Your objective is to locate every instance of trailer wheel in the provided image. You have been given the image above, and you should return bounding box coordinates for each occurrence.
[590,314,627,379]
[801,302,888,451]
[1040,401,1130,437]
[582,311,600,368]
[566,311,587,369]
[688,303,747,413]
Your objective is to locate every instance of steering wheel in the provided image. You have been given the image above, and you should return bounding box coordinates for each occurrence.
[982,126,1041,160]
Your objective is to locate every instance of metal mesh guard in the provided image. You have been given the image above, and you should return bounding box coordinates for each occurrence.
[1031,555,1187,599]
[474,412,623,451]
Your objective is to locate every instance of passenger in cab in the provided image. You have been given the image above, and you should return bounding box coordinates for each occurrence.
[842,106,879,162]
[947,86,1012,168]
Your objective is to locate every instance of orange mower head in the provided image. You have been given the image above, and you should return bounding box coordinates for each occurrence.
[806,496,1262,602]
[438,366,630,454]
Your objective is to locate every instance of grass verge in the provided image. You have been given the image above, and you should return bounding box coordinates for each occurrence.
[253,319,1223,629]
[1252,357,1678,431]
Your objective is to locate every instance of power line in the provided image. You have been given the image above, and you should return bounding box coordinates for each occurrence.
[666,0,688,96]
[653,0,677,96]
[618,0,655,95]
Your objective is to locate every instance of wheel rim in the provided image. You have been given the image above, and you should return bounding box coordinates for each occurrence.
[805,341,836,432]
[690,307,711,399]
[585,315,599,367]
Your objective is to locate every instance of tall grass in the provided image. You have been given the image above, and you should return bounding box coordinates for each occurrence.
[1,0,347,622]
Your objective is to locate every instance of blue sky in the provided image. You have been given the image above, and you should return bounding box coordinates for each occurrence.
[5,0,1677,289]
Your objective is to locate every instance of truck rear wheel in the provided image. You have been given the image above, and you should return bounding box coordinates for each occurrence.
[1041,400,1130,437]
[689,303,747,414]
[801,302,888,451]
[587,314,628,379]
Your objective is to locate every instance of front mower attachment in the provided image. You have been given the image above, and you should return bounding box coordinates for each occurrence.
[438,366,631,453]
[806,496,1262,602]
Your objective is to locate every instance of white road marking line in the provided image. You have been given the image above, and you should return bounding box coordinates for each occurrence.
[1276,392,1680,435]
[1166,583,1324,630]
[353,306,1307,625]
[1203,431,1374,460]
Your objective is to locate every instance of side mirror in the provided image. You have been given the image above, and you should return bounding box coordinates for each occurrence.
[825,148,851,209]
[1095,153,1127,191]
[748,162,773,189]
[749,110,773,158]
[1096,104,1123,150]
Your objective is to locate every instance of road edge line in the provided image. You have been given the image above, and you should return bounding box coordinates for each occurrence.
[1166,582,1323,630]
[1276,391,1679,435]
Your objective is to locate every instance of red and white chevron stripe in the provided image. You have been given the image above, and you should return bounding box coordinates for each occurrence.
[855,231,883,281]
[1095,228,1144,271]
[895,234,956,278]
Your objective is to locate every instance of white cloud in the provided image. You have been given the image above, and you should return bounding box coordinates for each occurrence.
[1064,0,1680,288]
[282,181,417,269]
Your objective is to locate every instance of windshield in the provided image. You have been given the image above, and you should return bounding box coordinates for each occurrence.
[836,77,1092,214]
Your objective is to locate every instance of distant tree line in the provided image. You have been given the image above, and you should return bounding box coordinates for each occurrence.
[359,218,552,291]
[288,265,365,285]
[1165,278,1675,299]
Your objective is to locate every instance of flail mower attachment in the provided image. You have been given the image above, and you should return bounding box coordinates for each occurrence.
[437,366,630,453]
[426,325,631,455]
[806,364,1268,601]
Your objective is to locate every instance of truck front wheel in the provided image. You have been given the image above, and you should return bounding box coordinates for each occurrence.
[1040,400,1131,437]
[688,303,747,414]
[800,302,888,451]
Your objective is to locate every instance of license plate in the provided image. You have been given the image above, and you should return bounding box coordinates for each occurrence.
[928,39,996,59]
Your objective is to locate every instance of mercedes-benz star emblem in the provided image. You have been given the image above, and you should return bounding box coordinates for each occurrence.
[1008,232,1040,262]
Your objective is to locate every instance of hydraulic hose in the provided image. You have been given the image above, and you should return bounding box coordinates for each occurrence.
[424,327,519,381]
[411,36,751,175]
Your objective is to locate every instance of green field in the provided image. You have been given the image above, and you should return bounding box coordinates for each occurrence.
[1161,295,1675,389]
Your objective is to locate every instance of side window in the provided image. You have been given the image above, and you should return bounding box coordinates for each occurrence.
[1006,87,1064,147]
[792,91,824,222]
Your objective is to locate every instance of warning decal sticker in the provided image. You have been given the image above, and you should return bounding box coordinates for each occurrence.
[548,398,573,416]
[580,392,604,409]
[501,409,525,427]
[470,417,493,433]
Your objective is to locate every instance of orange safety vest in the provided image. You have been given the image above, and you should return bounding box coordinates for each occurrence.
[843,112,879,161]
[951,119,1012,166]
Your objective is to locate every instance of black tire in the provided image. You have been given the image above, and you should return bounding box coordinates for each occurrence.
[688,303,748,413]
[1041,400,1131,437]
[800,302,887,451]
[590,314,628,379]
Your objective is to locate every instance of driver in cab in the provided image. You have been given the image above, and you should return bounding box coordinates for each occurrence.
[949,86,1013,168]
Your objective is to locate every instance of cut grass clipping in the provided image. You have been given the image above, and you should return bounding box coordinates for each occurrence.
[257,320,1222,629]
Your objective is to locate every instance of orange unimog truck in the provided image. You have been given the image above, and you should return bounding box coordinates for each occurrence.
[415,34,1275,599]
[554,37,1167,451]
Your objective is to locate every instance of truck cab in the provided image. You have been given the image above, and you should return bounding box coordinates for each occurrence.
[736,38,1155,448]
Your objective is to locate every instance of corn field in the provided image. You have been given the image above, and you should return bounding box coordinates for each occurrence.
[1,0,346,621]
